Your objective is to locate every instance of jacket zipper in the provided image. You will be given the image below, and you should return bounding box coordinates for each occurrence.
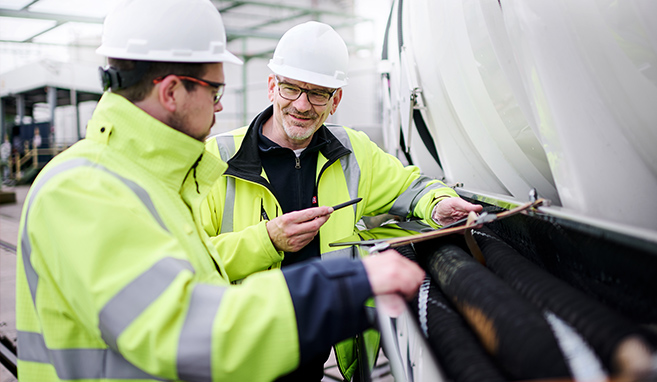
[294,154,304,210]
[260,199,269,221]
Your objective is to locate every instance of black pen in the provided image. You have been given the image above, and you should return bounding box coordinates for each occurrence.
[331,197,363,211]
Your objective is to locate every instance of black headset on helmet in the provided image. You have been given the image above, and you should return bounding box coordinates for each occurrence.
[98,61,151,91]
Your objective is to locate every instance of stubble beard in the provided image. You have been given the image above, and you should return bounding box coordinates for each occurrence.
[281,106,321,142]
[167,111,215,142]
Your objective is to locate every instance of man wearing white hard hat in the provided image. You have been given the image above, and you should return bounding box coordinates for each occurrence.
[15,2,426,381]
[202,21,482,380]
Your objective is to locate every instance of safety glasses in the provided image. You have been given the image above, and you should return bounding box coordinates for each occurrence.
[153,75,225,104]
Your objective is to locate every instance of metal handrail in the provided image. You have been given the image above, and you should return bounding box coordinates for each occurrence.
[9,143,68,181]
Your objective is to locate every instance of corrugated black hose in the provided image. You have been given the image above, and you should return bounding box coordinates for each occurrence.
[396,244,508,382]
[413,238,572,380]
[472,226,655,376]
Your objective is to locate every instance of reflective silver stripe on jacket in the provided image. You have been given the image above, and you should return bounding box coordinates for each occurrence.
[99,257,195,351]
[213,135,237,234]
[21,158,169,305]
[17,331,164,380]
[212,134,236,162]
[178,283,226,380]
[221,176,235,234]
[326,126,360,215]
[324,126,360,260]
[389,175,448,217]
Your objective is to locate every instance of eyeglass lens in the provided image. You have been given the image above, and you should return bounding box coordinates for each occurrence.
[213,84,225,104]
[277,83,333,106]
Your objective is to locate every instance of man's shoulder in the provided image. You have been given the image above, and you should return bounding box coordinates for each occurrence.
[206,126,248,142]
[205,126,249,161]
[324,124,374,147]
[324,123,350,132]
[205,126,247,147]
[33,144,131,200]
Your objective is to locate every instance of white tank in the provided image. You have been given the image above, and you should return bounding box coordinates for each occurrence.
[381,0,657,232]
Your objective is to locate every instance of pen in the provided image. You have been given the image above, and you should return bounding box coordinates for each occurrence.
[331,197,363,211]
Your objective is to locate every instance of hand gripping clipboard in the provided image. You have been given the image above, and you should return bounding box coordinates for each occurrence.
[343,198,545,381]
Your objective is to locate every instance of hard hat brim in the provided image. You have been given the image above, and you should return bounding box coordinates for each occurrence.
[268,62,347,89]
[96,46,243,65]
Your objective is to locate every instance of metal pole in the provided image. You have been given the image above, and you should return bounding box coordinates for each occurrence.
[0,98,5,145]
[70,88,81,141]
[242,38,248,126]
[16,94,25,128]
[47,86,57,147]
[32,140,38,169]
[16,94,25,176]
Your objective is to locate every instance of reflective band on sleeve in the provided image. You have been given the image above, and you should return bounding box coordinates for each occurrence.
[17,331,164,380]
[389,175,448,217]
[99,257,195,351]
[17,330,48,364]
[177,284,226,381]
[220,176,235,234]
[21,158,169,306]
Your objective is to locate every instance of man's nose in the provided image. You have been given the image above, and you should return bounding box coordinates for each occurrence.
[292,91,313,111]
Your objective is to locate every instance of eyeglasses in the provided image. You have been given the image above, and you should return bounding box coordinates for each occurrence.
[274,76,336,106]
[153,75,225,104]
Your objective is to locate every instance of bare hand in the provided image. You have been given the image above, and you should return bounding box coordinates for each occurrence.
[432,197,483,226]
[266,206,333,252]
[361,250,425,301]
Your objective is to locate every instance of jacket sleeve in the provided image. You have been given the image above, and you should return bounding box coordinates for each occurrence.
[282,258,373,366]
[201,182,284,282]
[350,129,459,228]
[24,168,298,381]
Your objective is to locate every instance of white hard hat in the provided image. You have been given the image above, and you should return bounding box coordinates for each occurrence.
[96,0,242,65]
[268,21,348,88]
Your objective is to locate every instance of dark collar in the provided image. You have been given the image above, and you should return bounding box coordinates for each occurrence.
[256,117,326,157]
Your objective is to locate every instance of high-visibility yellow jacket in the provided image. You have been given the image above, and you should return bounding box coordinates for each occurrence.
[201,106,459,379]
[16,93,374,382]
[202,108,458,280]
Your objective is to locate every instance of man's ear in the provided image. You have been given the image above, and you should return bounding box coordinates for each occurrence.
[329,88,343,115]
[156,75,184,112]
[267,74,276,102]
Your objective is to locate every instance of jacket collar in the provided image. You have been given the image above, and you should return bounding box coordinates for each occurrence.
[86,92,227,193]
[225,105,350,179]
